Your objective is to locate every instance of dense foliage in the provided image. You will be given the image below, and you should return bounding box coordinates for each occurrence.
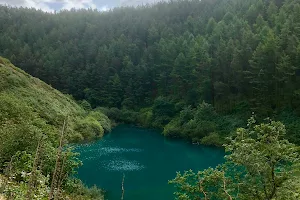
[1,0,300,144]
[170,117,300,200]
[0,57,109,199]
[1,0,300,198]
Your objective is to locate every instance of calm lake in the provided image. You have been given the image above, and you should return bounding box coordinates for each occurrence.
[74,124,225,200]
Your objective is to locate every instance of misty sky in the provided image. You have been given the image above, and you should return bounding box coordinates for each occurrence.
[0,0,164,12]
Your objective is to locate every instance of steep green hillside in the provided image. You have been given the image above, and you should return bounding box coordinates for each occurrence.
[0,57,109,199]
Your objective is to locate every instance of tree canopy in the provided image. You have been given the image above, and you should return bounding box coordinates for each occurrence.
[170,117,300,200]
[0,0,299,111]
[1,0,300,144]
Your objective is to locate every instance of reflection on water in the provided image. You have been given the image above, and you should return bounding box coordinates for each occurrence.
[103,159,145,171]
[79,147,143,159]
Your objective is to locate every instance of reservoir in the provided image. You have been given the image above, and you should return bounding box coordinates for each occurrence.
[74,124,224,200]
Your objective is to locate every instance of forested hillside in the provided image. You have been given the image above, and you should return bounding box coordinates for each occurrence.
[0,57,110,199]
[1,0,300,144]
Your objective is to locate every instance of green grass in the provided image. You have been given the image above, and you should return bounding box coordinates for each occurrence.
[0,57,109,199]
[0,56,111,144]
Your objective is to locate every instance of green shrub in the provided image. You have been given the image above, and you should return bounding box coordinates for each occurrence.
[137,108,153,127]
[200,132,223,146]
[65,178,104,200]
[79,100,92,111]
[75,116,104,140]
[163,117,182,137]
[88,111,112,132]
[119,109,138,123]
[96,107,120,120]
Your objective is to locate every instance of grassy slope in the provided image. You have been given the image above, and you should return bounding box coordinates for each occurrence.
[0,56,85,139]
[0,57,108,199]
[0,56,110,144]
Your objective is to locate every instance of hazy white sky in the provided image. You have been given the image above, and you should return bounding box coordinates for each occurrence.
[0,0,164,12]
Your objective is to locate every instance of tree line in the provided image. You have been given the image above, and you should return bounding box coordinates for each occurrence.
[1,0,300,143]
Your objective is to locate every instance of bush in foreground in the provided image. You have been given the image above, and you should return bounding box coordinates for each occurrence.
[170,117,300,200]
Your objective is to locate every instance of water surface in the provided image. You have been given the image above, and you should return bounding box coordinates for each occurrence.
[75,124,224,200]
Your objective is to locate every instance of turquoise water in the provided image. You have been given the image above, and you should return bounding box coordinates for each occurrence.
[74,125,224,200]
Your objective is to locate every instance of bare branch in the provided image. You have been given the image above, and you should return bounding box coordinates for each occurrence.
[121,174,125,200]
[27,135,44,199]
[49,118,67,200]
[198,174,207,200]
[222,171,232,200]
